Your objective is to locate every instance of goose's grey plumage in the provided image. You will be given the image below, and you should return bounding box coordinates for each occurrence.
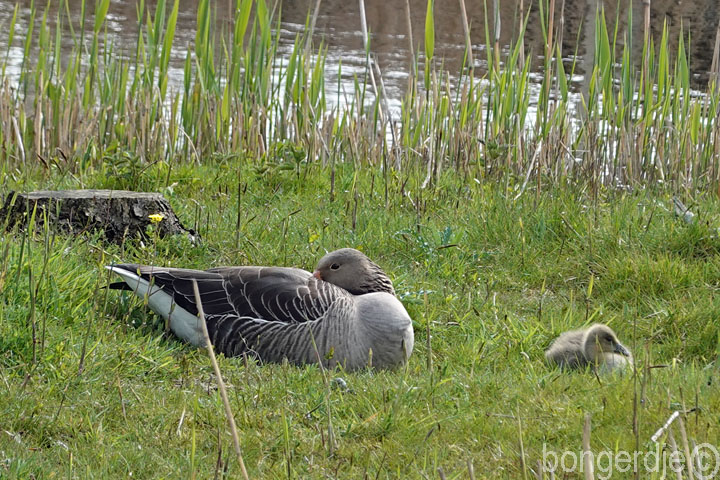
[545,324,632,374]
[106,248,414,371]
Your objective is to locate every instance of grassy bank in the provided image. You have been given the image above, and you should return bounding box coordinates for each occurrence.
[1,0,720,477]
[1,163,720,477]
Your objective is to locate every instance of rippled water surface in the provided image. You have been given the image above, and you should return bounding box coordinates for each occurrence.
[0,0,717,102]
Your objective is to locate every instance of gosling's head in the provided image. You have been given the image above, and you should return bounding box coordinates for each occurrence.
[583,324,631,362]
[313,248,395,295]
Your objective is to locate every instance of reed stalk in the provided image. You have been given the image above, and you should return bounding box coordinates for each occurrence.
[0,0,717,192]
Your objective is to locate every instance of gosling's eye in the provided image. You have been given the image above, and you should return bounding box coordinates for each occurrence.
[605,335,613,342]
[330,263,340,270]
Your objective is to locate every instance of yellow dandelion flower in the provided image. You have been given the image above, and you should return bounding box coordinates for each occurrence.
[148,213,165,223]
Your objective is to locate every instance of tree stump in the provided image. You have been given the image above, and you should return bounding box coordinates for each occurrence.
[1,189,196,243]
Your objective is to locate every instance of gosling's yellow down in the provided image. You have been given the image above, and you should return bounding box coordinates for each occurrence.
[545,324,632,374]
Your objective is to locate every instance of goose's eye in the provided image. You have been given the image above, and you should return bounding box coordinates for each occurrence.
[330,263,340,270]
[604,335,613,342]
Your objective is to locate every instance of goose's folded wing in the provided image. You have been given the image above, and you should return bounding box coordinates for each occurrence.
[111,264,350,323]
[210,266,348,323]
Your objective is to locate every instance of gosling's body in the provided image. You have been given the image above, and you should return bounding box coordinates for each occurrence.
[545,324,632,374]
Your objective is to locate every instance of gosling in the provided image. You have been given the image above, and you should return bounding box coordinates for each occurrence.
[545,324,632,374]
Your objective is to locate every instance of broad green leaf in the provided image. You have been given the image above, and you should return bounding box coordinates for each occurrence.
[94,0,110,34]
[425,0,434,62]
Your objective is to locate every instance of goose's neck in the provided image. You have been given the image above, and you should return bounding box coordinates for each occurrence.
[355,263,395,296]
[583,337,603,363]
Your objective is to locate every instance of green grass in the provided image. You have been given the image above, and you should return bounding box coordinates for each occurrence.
[1,164,719,478]
[2,0,720,477]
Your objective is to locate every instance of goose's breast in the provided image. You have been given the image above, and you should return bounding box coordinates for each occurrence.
[353,293,414,369]
[597,352,633,374]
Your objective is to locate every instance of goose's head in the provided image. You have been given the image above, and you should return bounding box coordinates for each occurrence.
[583,324,631,363]
[313,248,395,296]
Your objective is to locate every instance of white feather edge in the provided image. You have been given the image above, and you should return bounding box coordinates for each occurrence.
[105,265,204,346]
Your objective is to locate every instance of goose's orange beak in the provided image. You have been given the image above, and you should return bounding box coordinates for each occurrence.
[313,270,322,280]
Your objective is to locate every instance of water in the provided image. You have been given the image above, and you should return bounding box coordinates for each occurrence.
[1,0,717,104]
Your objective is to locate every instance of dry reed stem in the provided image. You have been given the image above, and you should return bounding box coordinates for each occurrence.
[677,414,694,480]
[632,313,639,454]
[192,280,250,480]
[425,292,432,371]
[640,343,650,407]
[357,0,391,152]
[404,0,414,73]
[534,459,543,480]
[305,0,322,54]
[458,0,473,69]
[667,428,684,480]
[545,0,555,76]
[306,326,337,455]
[556,0,565,78]
[712,17,720,86]
[467,458,476,480]
[582,413,594,480]
[492,0,501,69]
[691,439,702,476]
[515,139,543,200]
[116,375,127,422]
[643,0,651,82]
[11,116,25,164]
[358,0,369,52]
[518,0,525,67]
[517,407,528,480]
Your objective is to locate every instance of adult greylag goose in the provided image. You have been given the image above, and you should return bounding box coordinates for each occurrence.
[106,248,414,371]
[545,324,632,374]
